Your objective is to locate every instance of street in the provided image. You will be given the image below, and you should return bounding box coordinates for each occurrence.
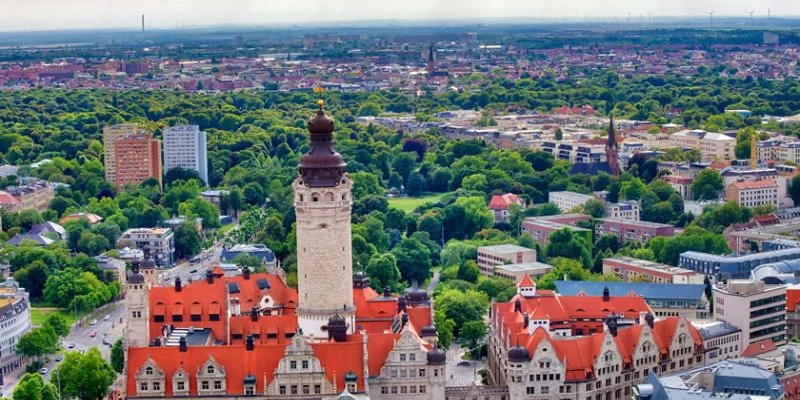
[0,304,125,398]
[445,342,486,387]
[159,243,224,284]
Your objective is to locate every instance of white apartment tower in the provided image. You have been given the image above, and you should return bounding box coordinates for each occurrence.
[293,103,355,337]
[162,125,208,184]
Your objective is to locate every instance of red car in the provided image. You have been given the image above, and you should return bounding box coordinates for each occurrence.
[90,331,97,337]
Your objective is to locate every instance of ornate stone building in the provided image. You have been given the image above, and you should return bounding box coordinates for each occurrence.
[124,105,445,400]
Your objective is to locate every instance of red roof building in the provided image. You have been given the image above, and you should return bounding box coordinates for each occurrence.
[487,275,706,399]
[488,193,525,223]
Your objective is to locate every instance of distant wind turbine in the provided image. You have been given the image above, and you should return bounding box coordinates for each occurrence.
[748,10,755,24]
[707,10,715,28]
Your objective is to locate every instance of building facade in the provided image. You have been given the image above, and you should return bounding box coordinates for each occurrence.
[548,191,595,213]
[476,245,537,277]
[488,193,525,223]
[679,247,800,279]
[669,129,736,162]
[594,218,675,245]
[521,214,591,246]
[118,228,175,267]
[725,179,780,209]
[103,123,141,182]
[114,133,162,190]
[163,125,208,184]
[0,278,31,378]
[694,321,742,364]
[602,257,705,284]
[0,181,55,213]
[604,201,640,221]
[713,279,787,352]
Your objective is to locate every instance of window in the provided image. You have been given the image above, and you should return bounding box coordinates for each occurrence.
[314,384,321,394]
[302,360,309,369]
[541,386,549,394]
[154,315,164,322]
[176,381,185,391]
[302,385,310,394]
[409,353,416,361]
[400,386,408,394]
[139,382,148,392]
[207,366,215,374]
[201,381,209,390]
[419,368,426,377]
[400,353,407,361]
[291,385,298,395]
[245,386,255,395]
[391,386,398,394]
[145,367,154,375]
[153,382,161,391]
[191,314,201,322]
[172,315,183,322]
[210,314,220,321]
[214,381,222,390]
[419,385,426,393]
[279,385,286,395]
[381,387,388,394]
[527,387,535,394]
[290,361,297,370]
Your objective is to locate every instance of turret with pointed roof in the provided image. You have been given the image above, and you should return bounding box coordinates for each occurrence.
[606,114,620,176]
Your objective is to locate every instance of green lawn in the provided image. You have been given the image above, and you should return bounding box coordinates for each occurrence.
[388,193,446,213]
[220,222,237,234]
[30,308,77,328]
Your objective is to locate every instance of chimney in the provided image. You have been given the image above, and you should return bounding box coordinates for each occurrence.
[174,277,182,292]
[179,336,187,352]
[246,334,255,351]
[206,269,213,284]
[645,313,655,329]
[606,315,618,336]
[397,296,407,313]
[523,312,529,329]
[153,337,162,346]
[242,266,250,280]
[401,312,409,328]
[383,286,391,297]
[602,286,610,302]
[251,306,259,322]
[514,297,522,313]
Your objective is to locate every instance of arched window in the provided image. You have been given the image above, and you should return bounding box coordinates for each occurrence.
[145,366,154,375]
[207,365,215,374]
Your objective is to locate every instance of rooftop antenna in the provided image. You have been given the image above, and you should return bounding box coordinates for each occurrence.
[748,10,755,24]
[707,10,715,28]
[141,14,145,33]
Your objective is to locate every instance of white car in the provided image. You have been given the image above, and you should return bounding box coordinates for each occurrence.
[103,315,110,321]
[90,319,97,325]
[39,367,48,374]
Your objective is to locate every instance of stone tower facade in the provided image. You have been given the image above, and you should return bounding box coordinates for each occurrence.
[125,264,150,348]
[293,102,355,337]
[606,114,620,176]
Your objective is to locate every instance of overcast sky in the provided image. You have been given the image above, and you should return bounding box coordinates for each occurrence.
[1,0,797,31]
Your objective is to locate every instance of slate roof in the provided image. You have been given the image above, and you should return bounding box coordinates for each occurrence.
[554,281,706,301]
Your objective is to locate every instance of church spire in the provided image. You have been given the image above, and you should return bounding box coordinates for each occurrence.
[606,113,620,176]
[298,100,346,187]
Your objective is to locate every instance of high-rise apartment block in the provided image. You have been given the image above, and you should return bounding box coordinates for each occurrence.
[103,123,140,182]
[713,279,787,352]
[163,125,208,184]
[114,133,162,190]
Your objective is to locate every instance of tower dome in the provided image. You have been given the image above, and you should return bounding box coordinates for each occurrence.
[508,345,530,362]
[140,246,156,270]
[298,101,346,188]
[426,347,446,365]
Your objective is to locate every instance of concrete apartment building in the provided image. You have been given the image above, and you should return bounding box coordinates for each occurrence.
[491,262,552,283]
[521,214,592,245]
[725,179,780,209]
[669,129,736,162]
[663,175,693,200]
[604,200,640,221]
[548,191,595,213]
[0,180,54,213]
[163,125,208,184]
[603,256,705,284]
[103,123,140,182]
[595,218,675,245]
[118,227,175,267]
[476,244,537,276]
[713,279,787,352]
[114,133,162,190]
[0,278,31,378]
[757,139,800,165]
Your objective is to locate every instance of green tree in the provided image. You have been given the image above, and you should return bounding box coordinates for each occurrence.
[545,228,592,268]
[620,178,647,201]
[52,348,116,400]
[391,237,433,283]
[174,221,202,259]
[790,175,800,205]
[349,172,383,200]
[365,253,402,292]
[44,314,69,337]
[460,320,487,356]
[110,339,124,373]
[231,253,263,271]
[582,199,605,218]
[434,312,456,349]
[691,169,724,201]
[13,260,50,300]
[434,288,489,332]
[391,152,417,185]
[16,327,58,362]
[456,260,480,283]
[13,373,59,400]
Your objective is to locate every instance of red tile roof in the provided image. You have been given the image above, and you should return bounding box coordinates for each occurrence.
[517,274,535,288]
[742,339,778,357]
[488,193,524,210]
[788,287,800,312]
[730,179,777,190]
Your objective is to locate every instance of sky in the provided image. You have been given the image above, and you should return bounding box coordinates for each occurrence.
[0,0,798,31]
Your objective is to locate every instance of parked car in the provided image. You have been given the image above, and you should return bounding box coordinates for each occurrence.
[104,315,110,321]
[67,343,75,349]
[457,361,470,367]
[89,331,97,337]
[55,355,62,362]
[190,269,198,274]
[39,368,48,374]
[90,319,97,325]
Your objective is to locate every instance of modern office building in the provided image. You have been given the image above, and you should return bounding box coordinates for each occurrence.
[103,123,141,182]
[725,179,780,209]
[118,228,175,267]
[679,247,800,279]
[163,125,208,184]
[476,244,537,277]
[604,200,640,221]
[594,218,675,245]
[603,256,705,284]
[548,191,595,213]
[539,140,606,164]
[713,279,787,351]
[554,280,709,319]
[114,133,162,190]
[0,278,31,378]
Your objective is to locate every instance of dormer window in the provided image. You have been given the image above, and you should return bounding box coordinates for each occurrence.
[145,366,153,375]
[207,365,215,374]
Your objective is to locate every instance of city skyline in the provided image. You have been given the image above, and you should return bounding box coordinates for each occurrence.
[2,0,799,32]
